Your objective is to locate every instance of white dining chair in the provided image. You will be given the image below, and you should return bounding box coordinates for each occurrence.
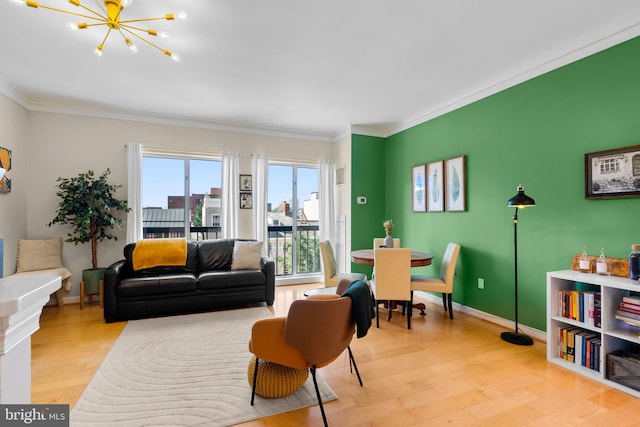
[373,238,400,248]
[410,242,460,319]
[371,247,412,329]
[319,240,366,288]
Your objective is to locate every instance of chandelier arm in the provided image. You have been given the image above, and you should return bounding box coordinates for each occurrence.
[121,26,165,53]
[83,23,109,28]
[119,16,174,24]
[119,23,155,34]
[72,1,106,20]
[91,0,106,15]
[99,27,113,47]
[33,5,106,22]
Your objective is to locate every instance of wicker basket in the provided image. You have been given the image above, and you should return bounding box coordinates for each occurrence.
[247,357,308,398]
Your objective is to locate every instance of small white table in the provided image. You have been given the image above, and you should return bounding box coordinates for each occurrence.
[0,275,61,403]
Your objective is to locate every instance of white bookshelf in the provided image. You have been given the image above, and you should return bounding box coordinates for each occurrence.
[547,270,640,397]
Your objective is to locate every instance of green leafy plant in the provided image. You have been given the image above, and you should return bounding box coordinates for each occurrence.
[48,169,130,270]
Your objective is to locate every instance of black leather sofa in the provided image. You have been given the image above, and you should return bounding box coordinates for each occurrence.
[104,239,275,323]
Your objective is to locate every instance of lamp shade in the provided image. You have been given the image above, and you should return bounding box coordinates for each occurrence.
[507,185,535,208]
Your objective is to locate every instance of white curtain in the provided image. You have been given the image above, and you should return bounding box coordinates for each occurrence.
[221,152,239,238]
[251,153,269,252]
[319,159,336,246]
[126,143,143,243]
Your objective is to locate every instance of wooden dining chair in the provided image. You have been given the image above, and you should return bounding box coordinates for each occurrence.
[371,247,412,329]
[410,242,461,319]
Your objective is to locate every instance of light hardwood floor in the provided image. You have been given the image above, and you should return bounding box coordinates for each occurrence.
[32,284,640,426]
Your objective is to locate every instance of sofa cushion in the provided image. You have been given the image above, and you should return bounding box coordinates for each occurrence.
[198,270,266,290]
[197,239,235,271]
[231,241,263,270]
[16,238,64,273]
[124,241,198,275]
[116,274,198,297]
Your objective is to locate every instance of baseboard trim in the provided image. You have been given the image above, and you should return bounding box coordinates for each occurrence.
[413,291,546,343]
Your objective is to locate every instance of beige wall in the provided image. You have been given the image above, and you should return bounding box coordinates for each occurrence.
[1,93,338,297]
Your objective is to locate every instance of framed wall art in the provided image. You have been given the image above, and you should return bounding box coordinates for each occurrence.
[445,155,466,212]
[0,146,11,194]
[585,145,640,199]
[411,164,426,212]
[426,160,444,212]
[239,174,252,191]
[240,192,253,209]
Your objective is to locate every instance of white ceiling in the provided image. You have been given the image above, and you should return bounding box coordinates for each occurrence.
[1,0,640,141]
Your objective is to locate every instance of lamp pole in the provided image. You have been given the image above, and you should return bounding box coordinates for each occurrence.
[501,185,534,346]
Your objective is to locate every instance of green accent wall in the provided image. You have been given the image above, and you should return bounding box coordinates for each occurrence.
[351,134,386,278]
[352,36,640,331]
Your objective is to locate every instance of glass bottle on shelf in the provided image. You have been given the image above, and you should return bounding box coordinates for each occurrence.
[630,244,640,280]
[596,248,610,276]
[579,247,591,273]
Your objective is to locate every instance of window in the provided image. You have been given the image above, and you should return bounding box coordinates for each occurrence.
[599,158,620,175]
[142,153,222,240]
[267,163,320,276]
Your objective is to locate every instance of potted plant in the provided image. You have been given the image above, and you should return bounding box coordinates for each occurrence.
[383,219,395,248]
[48,169,130,294]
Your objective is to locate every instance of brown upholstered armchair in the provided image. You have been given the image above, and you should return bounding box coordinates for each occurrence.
[248,289,363,426]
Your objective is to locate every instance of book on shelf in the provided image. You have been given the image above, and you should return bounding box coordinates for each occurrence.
[619,302,640,314]
[623,296,640,306]
[616,307,640,320]
[558,290,599,326]
[594,292,601,328]
[590,338,601,372]
[557,326,600,371]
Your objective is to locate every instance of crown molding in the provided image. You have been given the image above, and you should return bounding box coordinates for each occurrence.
[0,76,28,109]
[3,18,640,143]
[28,101,340,143]
[386,19,640,138]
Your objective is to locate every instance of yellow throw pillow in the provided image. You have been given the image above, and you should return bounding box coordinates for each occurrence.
[231,241,263,270]
[16,238,64,273]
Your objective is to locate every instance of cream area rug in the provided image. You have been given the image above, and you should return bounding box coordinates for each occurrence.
[71,307,337,426]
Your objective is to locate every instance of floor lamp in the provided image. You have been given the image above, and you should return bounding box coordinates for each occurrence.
[501,184,535,346]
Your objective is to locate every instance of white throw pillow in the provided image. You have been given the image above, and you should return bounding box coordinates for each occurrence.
[231,241,263,270]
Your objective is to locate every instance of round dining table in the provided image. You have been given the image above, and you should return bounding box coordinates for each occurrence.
[350,249,433,267]
[350,248,434,318]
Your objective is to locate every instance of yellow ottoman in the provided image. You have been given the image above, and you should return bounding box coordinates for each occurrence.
[247,357,309,398]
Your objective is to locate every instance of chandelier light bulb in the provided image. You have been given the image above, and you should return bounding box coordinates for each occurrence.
[125,38,138,53]
[94,44,104,57]
[163,49,181,63]
[66,22,78,30]
[8,0,26,6]
[176,11,187,21]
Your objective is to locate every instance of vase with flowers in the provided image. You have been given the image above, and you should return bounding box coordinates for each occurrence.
[383,219,394,248]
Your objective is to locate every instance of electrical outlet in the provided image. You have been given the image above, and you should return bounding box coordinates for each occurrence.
[478,278,485,289]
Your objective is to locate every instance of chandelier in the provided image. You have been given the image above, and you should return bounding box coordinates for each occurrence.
[9,0,187,62]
